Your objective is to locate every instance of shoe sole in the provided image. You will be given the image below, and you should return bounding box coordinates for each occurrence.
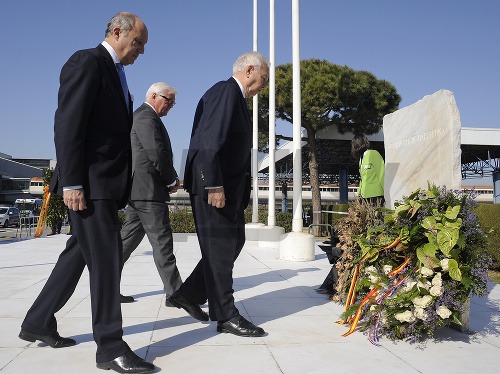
[19,331,76,348]
[169,298,209,321]
[19,331,37,343]
[216,326,265,337]
[96,362,155,373]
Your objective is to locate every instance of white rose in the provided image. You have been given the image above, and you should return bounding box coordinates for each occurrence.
[412,295,433,308]
[414,307,428,320]
[440,258,449,272]
[436,305,452,319]
[417,279,431,290]
[430,285,442,297]
[383,265,393,275]
[420,267,434,277]
[364,266,377,274]
[404,280,417,292]
[432,272,442,287]
[380,311,388,325]
[395,310,416,323]
[369,274,380,284]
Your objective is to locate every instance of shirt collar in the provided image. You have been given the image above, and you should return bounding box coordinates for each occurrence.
[101,41,120,64]
[232,76,245,98]
[145,101,159,115]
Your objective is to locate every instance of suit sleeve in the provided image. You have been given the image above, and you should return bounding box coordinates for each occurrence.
[196,83,238,188]
[134,110,178,185]
[54,51,100,188]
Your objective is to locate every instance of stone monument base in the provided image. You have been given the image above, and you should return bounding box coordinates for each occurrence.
[450,295,472,334]
[258,226,285,248]
[245,222,265,241]
[279,232,315,261]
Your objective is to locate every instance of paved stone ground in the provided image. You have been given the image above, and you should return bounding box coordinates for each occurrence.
[0,233,499,373]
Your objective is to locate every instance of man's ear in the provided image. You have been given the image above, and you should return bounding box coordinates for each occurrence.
[245,65,254,78]
[112,27,121,40]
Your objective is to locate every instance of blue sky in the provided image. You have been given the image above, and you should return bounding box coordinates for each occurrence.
[1,0,498,177]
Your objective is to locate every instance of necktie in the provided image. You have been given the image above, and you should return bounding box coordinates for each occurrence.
[116,63,129,110]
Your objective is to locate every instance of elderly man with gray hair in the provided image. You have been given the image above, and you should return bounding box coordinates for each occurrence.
[119,82,183,306]
[168,51,270,337]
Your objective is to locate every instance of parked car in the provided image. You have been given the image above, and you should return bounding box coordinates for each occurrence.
[0,206,21,227]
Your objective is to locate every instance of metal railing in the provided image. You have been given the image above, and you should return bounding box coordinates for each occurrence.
[16,216,40,238]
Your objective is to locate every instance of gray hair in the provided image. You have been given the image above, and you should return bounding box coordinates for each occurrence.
[105,12,138,37]
[145,82,177,100]
[232,51,270,73]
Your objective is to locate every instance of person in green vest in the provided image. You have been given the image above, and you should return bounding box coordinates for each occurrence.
[351,134,385,206]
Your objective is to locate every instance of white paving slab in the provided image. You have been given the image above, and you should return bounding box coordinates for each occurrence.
[0,233,498,373]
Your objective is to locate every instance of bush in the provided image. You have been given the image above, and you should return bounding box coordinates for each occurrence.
[322,203,349,225]
[170,209,196,233]
[475,203,500,270]
[276,212,292,233]
[244,207,293,233]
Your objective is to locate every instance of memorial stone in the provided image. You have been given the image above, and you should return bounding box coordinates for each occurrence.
[383,89,462,208]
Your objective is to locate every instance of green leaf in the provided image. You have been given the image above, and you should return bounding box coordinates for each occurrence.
[367,250,380,263]
[460,275,474,289]
[421,216,437,230]
[422,242,437,257]
[416,244,440,268]
[444,205,461,220]
[340,304,361,320]
[451,312,462,325]
[406,189,421,201]
[394,204,410,218]
[456,234,466,250]
[384,213,395,226]
[416,246,426,265]
[449,246,462,259]
[399,227,410,243]
[408,201,422,219]
[427,183,438,198]
[437,228,459,256]
[448,259,462,281]
[444,217,462,228]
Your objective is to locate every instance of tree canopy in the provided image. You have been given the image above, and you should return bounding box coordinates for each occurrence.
[255,59,401,149]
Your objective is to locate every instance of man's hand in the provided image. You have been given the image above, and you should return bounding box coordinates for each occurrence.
[168,178,180,193]
[63,189,87,211]
[207,187,225,208]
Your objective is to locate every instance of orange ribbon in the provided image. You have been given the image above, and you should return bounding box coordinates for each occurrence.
[340,256,412,337]
[35,186,50,238]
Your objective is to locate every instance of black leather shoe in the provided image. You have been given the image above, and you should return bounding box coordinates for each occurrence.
[168,292,209,321]
[19,330,76,348]
[217,315,265,337]
[96,349,155,373]
[315,287,336,296]
[120,294,135,303]
[164,294,175,308]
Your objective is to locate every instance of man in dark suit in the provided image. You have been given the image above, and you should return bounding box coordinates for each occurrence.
[119,82,187,310]
[168,51,270,337]
[19,12,155,373]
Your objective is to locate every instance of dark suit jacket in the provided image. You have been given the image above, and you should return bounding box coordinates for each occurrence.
[51,44,132,208]
[129,103,178,202]
[183,77,252,212]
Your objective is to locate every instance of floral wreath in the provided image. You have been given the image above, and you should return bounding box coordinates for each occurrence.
[334,183,491,344]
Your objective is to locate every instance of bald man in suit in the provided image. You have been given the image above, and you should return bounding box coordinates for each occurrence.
[19,12,155,373]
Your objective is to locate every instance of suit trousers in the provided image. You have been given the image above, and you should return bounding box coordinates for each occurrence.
[179,193,245,322]
[21,200,129,363]
[120,200,182,296]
